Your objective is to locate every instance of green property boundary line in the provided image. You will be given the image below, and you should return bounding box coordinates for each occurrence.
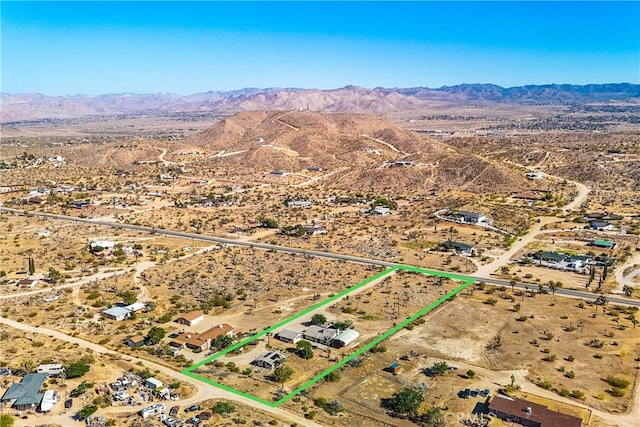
[182,265,475,407]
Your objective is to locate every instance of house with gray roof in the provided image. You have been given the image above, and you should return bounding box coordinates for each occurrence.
[1,373,48,410]
[303,325,339,346]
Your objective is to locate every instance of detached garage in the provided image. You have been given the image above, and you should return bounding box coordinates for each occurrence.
[331,329,359,348]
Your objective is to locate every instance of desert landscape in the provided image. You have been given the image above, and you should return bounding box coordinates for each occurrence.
[1,83,640,427]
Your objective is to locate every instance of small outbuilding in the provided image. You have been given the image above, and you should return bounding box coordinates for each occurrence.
[331,329,360,348]
[174,310,205,327]
[126,335,146,348]
[145,377,163,390]
[387,363,401,375]
[275,329,304,344]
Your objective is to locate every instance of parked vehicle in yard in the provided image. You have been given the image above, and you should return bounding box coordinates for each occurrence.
[185,404,200,412]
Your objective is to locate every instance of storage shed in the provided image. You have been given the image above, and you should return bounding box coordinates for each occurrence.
[331,329,360,348]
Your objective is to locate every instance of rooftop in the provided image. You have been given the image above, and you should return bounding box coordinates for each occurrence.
[489,395,582,427]
[1,373,48,407]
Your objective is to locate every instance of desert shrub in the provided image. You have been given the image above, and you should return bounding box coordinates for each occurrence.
[605,376,630,389]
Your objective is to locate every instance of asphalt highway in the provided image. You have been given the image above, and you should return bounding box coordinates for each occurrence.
[3,207,638,308]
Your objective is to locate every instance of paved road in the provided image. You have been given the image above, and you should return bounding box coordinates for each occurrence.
[2,207,638,309]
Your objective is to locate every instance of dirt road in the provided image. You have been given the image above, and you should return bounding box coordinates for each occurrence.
[0,316,322,427]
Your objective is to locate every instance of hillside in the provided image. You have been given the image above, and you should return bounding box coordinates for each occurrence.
[177,110,532,195]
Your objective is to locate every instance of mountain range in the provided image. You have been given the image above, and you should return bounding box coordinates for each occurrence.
[2,83,639,123]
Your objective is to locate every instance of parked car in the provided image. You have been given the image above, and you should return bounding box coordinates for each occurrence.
[185,404,200,412]
[64,398,73,408]
[169,405,180,417]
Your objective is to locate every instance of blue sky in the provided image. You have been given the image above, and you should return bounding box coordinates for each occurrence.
[2,1,639,95]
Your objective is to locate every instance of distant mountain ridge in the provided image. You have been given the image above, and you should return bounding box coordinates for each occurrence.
[2,83,639,122]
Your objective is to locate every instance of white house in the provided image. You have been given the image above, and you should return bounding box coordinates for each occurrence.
[525,172,543,180]
[90,240,115,251]
[103,306,131,321]
[287,200,313,208]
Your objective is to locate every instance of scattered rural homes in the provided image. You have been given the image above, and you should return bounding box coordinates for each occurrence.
[488,394,582,427]
[173,310,205,327]
[252,351,287,370]
[169,323,234,351]
[1,373,49,411]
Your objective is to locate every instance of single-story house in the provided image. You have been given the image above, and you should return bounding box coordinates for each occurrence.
[331,329,360,348]
[126,335,146,348]
[303,225,328,236]
[252,351,287,370]
[512,191,541,201]
[488,394,582,427]
[125,302,146,312]
[449,210,490,225]
[592,239,615,249]
[275,329,304,344]
[168,331,193,349]
[27,196,44,204]
[372,206,390,216]
[17,279,39,288]
[438,241,475,256]
[103,306,132,321]
[584,212,607,220]
[533,251,568,264]
[90,240,115,251]
[1,373,48,411]
[303,325,339,346]
[589,220,616,231]
[174,310,205,327]
[287,200,313,208]
[185,324,234,351]
[525,172,543,180]
[145,377,163,390]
